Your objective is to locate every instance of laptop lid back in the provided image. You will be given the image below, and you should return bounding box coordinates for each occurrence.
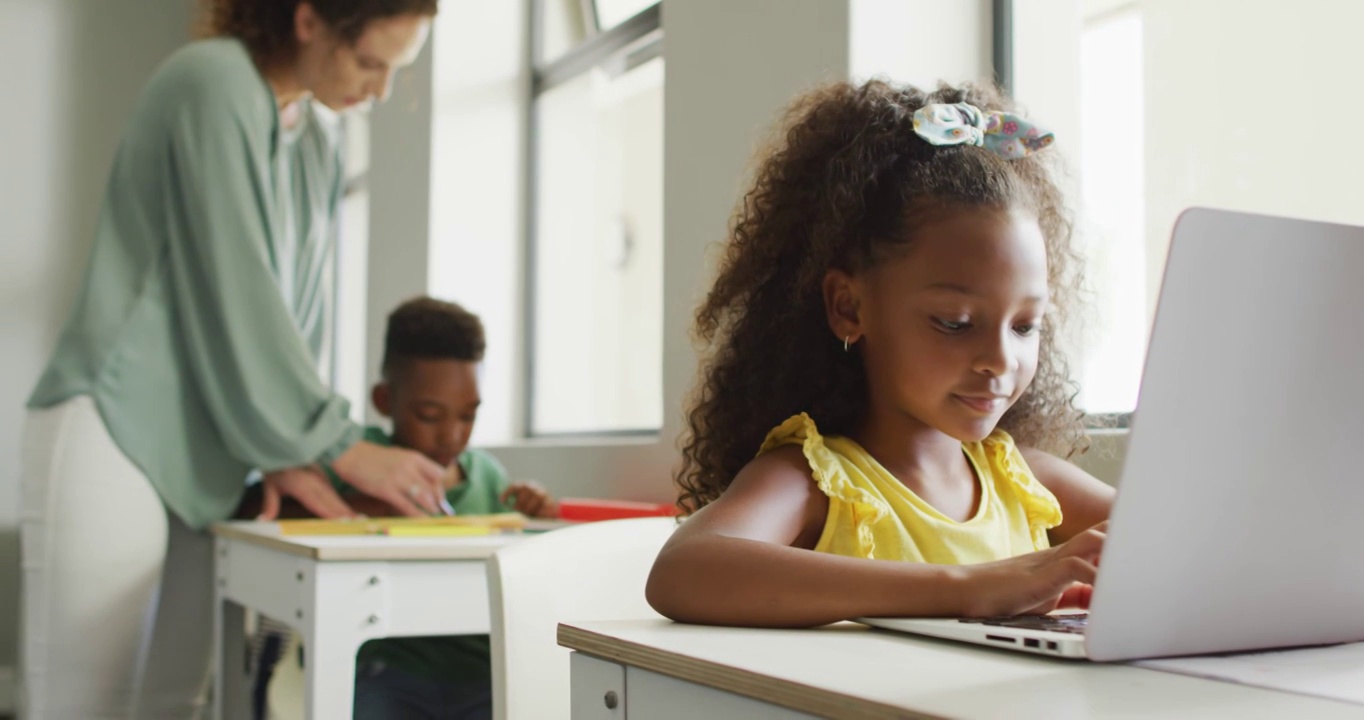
[1086,208,1364,661]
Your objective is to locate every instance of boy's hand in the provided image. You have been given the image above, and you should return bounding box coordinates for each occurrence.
[500,481,559,519]
[259,467,358,520]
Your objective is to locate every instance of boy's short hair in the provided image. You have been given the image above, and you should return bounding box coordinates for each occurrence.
[381,296,486,378]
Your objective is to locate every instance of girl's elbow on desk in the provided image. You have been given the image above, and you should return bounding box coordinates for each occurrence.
[644,540,787,627]
[644,542,708,623]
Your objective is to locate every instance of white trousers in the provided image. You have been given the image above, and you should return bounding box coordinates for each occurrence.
[20,395,212,719]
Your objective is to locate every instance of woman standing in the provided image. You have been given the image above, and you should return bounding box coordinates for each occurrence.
[21,2,444,716]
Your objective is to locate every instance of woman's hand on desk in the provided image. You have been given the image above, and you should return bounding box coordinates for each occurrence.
[957,522,1106,617]
[258,467,358,520]
[330,441,446,517]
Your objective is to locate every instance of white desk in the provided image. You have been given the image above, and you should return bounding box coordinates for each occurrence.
[210,521,529,719]
[558,619,1364,719]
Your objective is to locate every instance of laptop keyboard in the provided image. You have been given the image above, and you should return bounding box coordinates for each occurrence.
[957,613,1089,635]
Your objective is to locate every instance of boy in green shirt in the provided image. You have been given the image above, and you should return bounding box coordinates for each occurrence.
[345,296,558,719]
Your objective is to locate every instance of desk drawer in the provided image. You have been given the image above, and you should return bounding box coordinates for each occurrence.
[625,667,819,719]
[571,653,626,719]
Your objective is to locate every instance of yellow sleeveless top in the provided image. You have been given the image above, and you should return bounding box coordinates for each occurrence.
[760,413,1062,563]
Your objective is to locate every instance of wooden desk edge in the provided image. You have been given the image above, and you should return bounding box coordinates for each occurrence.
[556,623,944,720]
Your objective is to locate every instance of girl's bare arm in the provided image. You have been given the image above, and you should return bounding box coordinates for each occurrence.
[1020,447,1116,544]
[647,447,1103,627]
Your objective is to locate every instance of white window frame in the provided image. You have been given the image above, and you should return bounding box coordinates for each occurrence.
[1003,0,1140,428]
[523,1,663,438]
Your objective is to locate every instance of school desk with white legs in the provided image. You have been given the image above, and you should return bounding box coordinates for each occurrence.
[558,619,1364,719]
[210,521,531,720]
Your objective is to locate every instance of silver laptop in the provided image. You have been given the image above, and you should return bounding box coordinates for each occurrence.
[860,208,1364,661]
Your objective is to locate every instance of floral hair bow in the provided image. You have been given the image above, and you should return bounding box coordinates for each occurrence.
[911,102,1054,158]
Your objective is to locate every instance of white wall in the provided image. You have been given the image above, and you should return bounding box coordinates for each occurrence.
[366,37,437,420]
[1027,0,1364,342]
[0,0,197,705]
[1074,429,1127,487]
[1008,0,1364,484]
[1142,0,1364,309]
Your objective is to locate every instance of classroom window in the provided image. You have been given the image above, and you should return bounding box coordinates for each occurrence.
[540,0,590,64]
[594,0,658,31]
[1073,8,1144,415]
[1010,1,1148,419]
[541,0,658,63]
[528,1,663,436]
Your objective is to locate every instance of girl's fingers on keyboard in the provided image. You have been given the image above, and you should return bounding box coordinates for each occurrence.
[1055,583,1094,609]
[1020,562,1096,615]
[1054,524,1105,564]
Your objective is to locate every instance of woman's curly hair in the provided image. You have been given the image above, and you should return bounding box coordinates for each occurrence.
[198,0,438,63]
[676,79,1087,515]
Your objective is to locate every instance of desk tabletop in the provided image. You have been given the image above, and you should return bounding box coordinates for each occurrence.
[558,619,1363,719]
[210,520,559,561]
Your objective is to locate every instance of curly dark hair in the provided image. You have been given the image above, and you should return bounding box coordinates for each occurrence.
[676,79,1087,515]
[382,296,485,378]
[198,0,439,62]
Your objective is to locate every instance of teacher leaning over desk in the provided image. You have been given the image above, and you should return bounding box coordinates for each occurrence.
[19,1,447,717]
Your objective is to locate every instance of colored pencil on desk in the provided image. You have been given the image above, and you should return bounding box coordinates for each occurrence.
[277,512,527,536]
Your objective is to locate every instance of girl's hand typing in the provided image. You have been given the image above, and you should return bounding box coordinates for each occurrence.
[958,522,1106,617]
[330,441,445,517]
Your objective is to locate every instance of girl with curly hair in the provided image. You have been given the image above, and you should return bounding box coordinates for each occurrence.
[646,79,1115,627]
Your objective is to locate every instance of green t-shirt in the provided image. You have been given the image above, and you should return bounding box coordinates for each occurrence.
[338,427,513,683]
